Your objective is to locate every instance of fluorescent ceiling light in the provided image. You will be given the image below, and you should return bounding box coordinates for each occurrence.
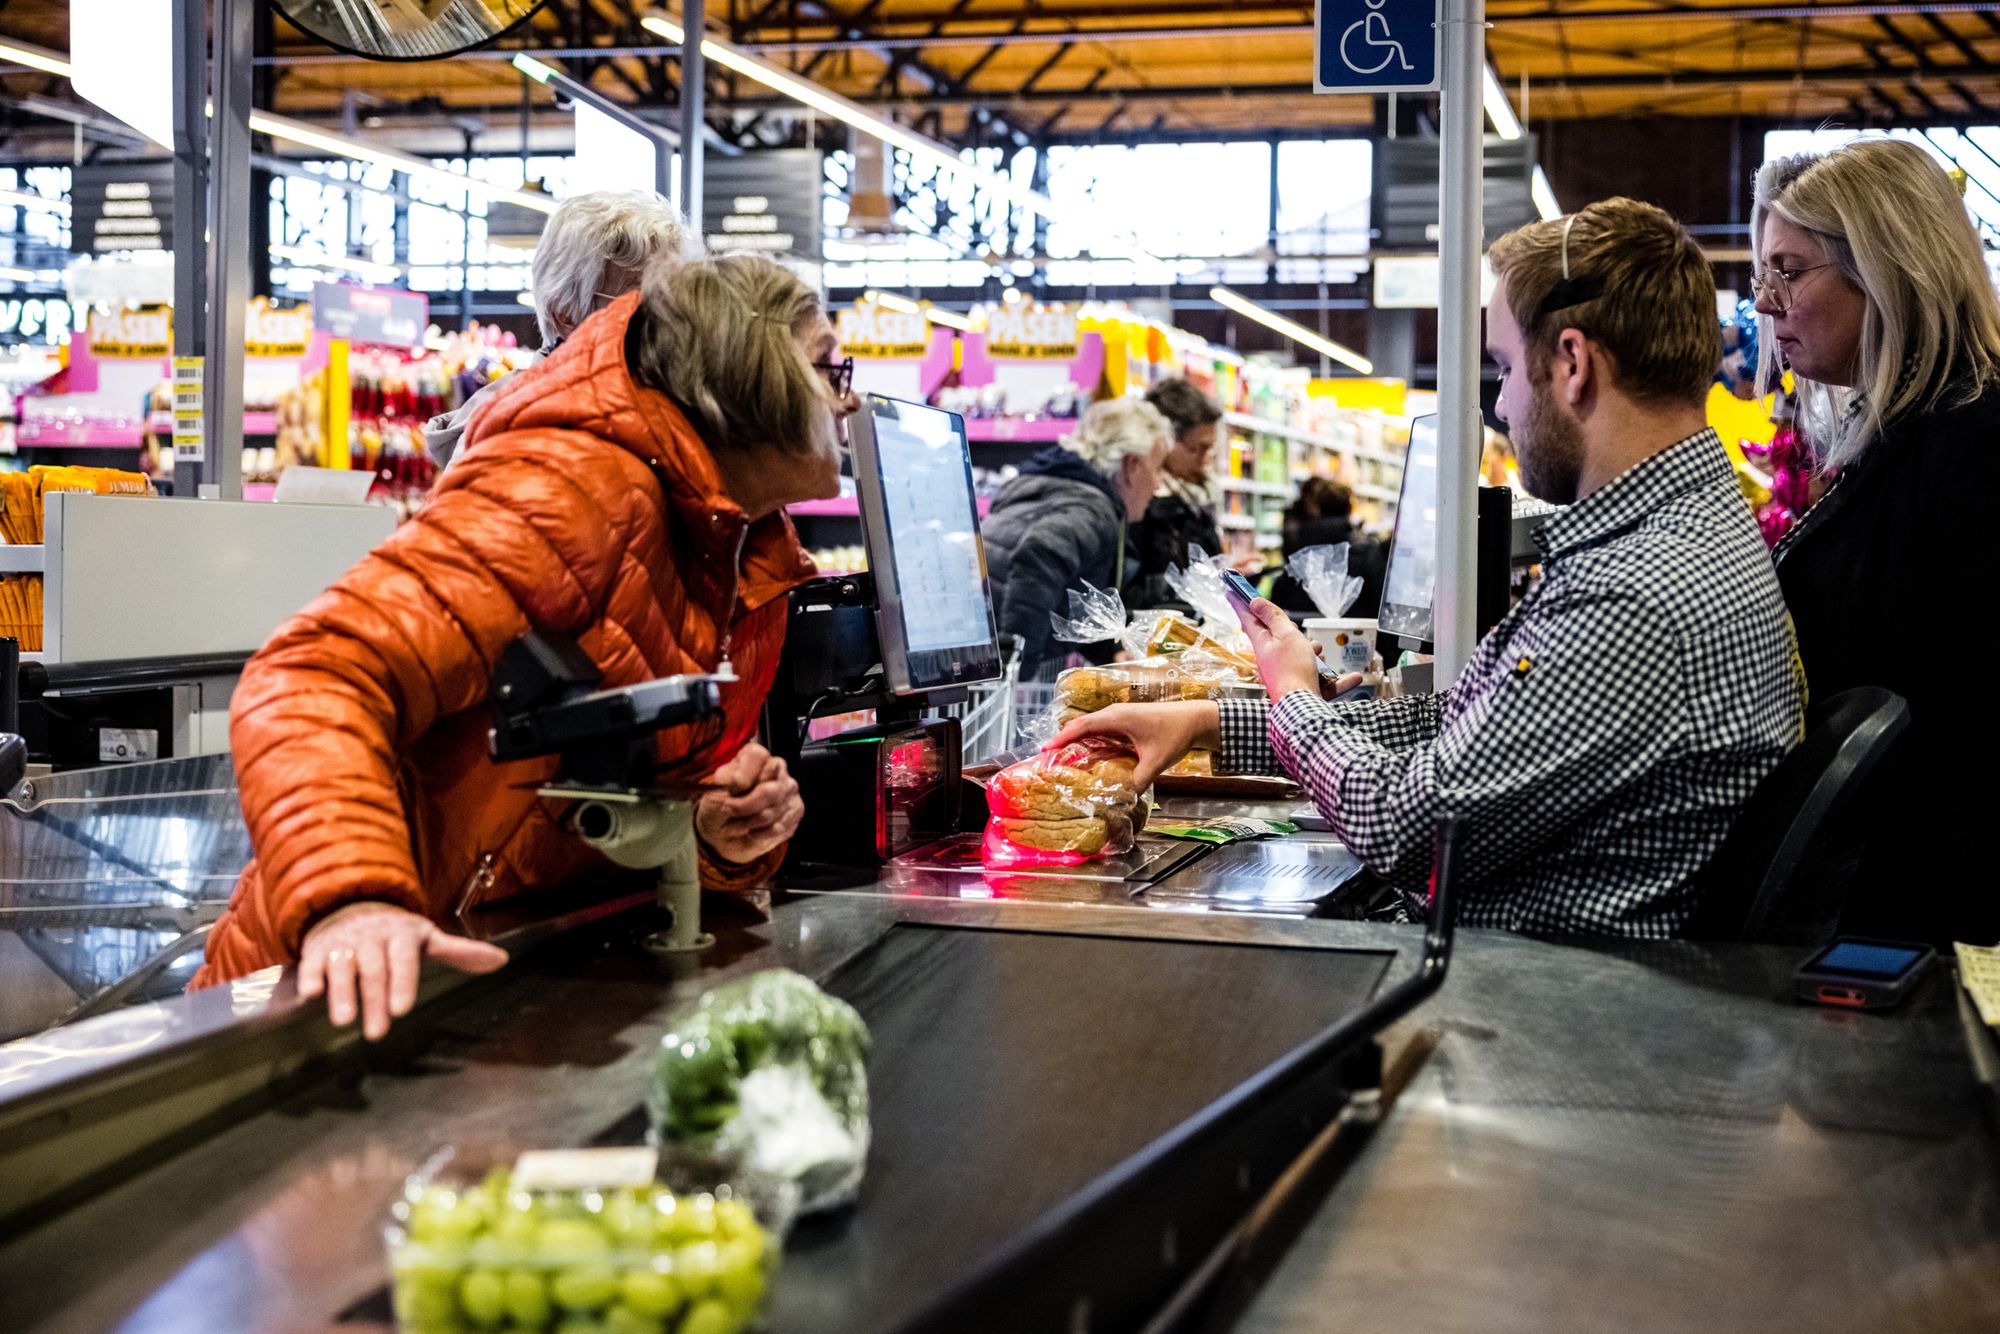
[1210,286,1373,375]
[867,290,920,314]
[1531,167,1561,221]
[0,36,554,216]
[0,266,41,283]
[270,245,402,284]
[924,306,973,331]
[0,187,69,217]
[0,39,75,79]
[511,54,557,84]
[640,8,1165,265]
[1482,64,1521,142]
[516,290,536,307]
[249,112,558,214]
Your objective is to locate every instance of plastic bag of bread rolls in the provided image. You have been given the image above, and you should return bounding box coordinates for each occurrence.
[1052,654,1248,713]
[982,738,1146,867]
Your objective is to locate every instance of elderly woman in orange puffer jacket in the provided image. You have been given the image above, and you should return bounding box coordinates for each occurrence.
[192,253,860,1039]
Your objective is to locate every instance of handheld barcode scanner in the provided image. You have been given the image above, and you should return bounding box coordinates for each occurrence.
[489,631,729,952]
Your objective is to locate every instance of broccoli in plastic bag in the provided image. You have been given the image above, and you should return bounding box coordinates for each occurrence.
[649,969,872,1215]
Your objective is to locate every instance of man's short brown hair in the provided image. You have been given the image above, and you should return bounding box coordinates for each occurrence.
[1487,197,1720,407]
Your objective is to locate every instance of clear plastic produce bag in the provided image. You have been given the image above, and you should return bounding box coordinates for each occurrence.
[648,969,872,1218]
[384,1146,777,1334]
[982,736,1146,867]
[1161,544,1241,633]
[1286,543,1364,619]
[1048,580,1129,648]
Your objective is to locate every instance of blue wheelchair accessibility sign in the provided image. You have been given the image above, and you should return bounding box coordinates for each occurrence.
[1314,0,1440,93]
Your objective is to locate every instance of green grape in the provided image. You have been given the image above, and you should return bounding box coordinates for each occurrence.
[709,1200,757,1243]
[538,1220,613,1265]
[670,1242,721,1298]
[493,1206,541,1255]
[503,1269,554,1327]
[601,1302,669,1334]
[458,1270,509,1328]
[553,1319,606,1334]
[598,1195,653,1250]
[659,1201,717,1244]
[550,1265,619,1312]
[676,1298,736,1334]
[393,1273,460,1328]
[619,1268,686,1320]
[713,1240,764,1316]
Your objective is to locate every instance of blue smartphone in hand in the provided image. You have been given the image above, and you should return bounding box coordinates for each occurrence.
[1220,569,1259,618]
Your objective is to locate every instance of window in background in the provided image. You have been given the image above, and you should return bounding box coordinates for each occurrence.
[1275,140,1372,286]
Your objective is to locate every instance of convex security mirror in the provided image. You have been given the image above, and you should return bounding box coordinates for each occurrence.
[273,0,550,62]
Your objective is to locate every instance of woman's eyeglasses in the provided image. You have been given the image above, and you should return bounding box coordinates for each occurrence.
[813,356,856,396]
[1749,264,1832,315]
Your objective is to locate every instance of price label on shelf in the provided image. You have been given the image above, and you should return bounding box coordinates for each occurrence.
[171,355,204,463]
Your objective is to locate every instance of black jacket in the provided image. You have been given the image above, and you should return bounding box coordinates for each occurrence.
[980,446,1129,673]
[1127,486,1225,612]
[1775,378,2000,945]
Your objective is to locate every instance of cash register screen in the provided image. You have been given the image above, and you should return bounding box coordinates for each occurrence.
[848,395,1003,695]
[1377,414,1440,643]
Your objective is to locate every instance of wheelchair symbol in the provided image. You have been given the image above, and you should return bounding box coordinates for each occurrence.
[1340,0,1414,75]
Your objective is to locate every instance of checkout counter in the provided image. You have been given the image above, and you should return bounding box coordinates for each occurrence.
[0,400,1995,1331]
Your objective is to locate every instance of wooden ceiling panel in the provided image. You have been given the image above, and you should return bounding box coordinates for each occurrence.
[1,0,1997,147]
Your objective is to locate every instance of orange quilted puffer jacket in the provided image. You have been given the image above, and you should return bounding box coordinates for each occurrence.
[192,293,815,986]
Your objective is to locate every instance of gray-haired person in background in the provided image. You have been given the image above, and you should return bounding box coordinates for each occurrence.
[422,190,701,467]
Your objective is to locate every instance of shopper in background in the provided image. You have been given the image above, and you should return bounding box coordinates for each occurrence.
[193,254,861,1039]
[421,190,699,468]
[1128,378,1239,608]
[1060,199,1805,939]
[982,398,1170,677]
[1266,477,1385,618]
[1752,138,2000,945]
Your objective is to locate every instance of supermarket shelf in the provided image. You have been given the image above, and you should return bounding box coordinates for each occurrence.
[965,418,1075,444]
[1355,483,1401,504]
[19,412,281,449]
[149,411,280,436]
[1220,477,1292,498]
[0,544,45,573]
[1224,411,1406,468]
[1218,515,1258,532]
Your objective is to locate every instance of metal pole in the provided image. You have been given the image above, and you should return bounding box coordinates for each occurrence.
[205,0,255,501]
[170,0,208,500]
[680,0,706,225]
[1434,0,1485,685]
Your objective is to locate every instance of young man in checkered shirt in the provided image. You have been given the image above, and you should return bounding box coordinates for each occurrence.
[1057,198,1805,937]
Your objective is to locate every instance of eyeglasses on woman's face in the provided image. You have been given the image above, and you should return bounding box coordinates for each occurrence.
[1749,263,1833,316]
[813,356,856,397]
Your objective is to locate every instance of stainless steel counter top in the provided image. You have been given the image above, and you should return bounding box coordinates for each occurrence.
[0,800,1994,1332]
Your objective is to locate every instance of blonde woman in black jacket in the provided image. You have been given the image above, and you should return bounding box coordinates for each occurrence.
[1753,137,2000,946]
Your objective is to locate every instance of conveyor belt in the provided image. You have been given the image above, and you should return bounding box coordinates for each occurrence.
[765,925,1391,1332]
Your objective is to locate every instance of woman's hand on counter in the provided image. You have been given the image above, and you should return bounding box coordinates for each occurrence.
[695,742,804,866]
[1051,700,1220,790]
[298,901,509,1041]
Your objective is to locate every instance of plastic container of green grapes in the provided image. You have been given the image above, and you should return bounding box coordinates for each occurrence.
[384,1148,778,1334]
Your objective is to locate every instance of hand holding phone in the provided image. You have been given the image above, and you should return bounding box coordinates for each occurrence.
[1220,569,1259,618]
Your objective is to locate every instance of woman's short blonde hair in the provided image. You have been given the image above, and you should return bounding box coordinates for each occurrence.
[632,253,832,458]
[1753,137,2000,466]
[1061,398,1171,478]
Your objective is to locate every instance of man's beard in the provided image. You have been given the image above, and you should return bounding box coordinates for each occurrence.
[1515,379,1585,505]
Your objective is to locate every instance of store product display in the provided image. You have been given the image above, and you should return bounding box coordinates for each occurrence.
[648,970,873,1216]
[0,465,153,649]
[984,737,1146,863]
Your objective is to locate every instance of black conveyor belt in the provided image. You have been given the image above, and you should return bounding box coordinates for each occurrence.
[772,924,1393,1333]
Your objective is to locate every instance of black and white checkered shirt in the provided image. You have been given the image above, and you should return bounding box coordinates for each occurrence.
[1219,430,1805,937]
